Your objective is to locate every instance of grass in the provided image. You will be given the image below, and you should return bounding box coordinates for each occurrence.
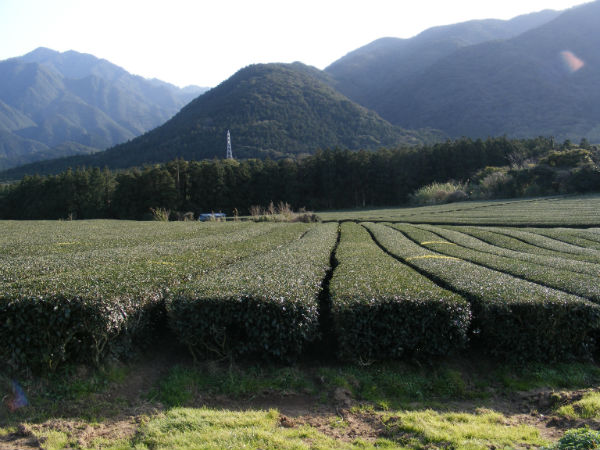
[381,408,548,450]
[4,406,550,450]
[114,406,547,450]
[556,392,600,419]
[3,354,600,449]
[134,408,369,450]
[149,364,316,407]
[146,358,600,410]
[496,363,600,392]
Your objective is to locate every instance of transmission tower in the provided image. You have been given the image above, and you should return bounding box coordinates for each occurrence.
[226,130,233,159]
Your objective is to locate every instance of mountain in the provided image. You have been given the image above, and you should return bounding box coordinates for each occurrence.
[0,63,441,178]
[325,9,561,112]
[0,48,207,170]
[326,2,600,141]
[376,1,600,141]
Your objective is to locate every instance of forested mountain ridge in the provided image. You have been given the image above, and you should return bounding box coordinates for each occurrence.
[4,2,599,178]
[326,2,600,141]
[0,48,206,171]
[0,62,441,178]
[3,137,598,220]
[325,9,561,111]
[381,0,600,140]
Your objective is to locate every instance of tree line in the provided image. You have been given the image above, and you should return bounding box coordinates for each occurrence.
[0,137,593,220]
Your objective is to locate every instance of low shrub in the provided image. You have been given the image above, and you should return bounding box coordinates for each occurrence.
[410,181,469,205]
[249,202,320,222]
[542,428,600,450]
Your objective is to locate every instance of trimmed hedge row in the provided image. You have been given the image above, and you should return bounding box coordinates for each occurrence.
[450,226,596,262]
[524,228,600,251]
[365,223,600,361]
[330,223,471,361]
[424,225,600,277]
[165,223,338,362]
[0,221,306,283]
[400,224,600,303]
[1,222,312,371]
[1,278,163,371]
[489,227,600,263]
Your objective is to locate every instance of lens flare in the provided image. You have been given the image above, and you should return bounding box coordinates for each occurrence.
[5,380,28,411]
[560,50,585,73]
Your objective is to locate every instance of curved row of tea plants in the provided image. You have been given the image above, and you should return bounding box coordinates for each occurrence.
[365,222,600,361]
[396,224,600,302]
[0,221,298,283]
[418,225,600,277]
[453,226,600,264]
[319,194,600,226]
[330,223,471,361]
[522,227,600,251]
[487,227,600,263]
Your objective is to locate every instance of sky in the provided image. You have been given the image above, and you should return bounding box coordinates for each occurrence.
[0,0,590,88]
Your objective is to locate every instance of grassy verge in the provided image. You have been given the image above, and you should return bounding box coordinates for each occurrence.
[3,354,600,449]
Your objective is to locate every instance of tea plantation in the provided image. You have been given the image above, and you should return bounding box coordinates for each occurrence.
[2,196,600,372]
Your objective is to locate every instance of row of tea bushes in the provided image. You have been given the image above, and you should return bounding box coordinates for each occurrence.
[449,226,597,263]
[330,223,471,361]
[1,222,312,371]
[522,228,600,251]
[397,224,600,302]
[0,222,306,283]
[421,225,600,277]
[365,223,600,361]
[489,227,600,263]
[165,223,338,362]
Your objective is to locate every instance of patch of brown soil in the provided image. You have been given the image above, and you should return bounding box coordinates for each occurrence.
[0,417,140,450]
[0,424,41,450]
[36,417,138,449]
[291,409,385,443]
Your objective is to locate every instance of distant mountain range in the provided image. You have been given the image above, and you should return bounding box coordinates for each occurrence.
[325,1,600,141]
[1,63,441,177]
[0,47,206,170]
[2,1,600,179]
[325,9,561,109]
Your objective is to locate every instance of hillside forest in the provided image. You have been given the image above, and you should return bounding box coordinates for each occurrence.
[1,137,598,220]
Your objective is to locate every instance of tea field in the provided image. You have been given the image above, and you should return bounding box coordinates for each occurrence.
[2,196,600,371]
[2,195,600,449]
[318,193,600,225]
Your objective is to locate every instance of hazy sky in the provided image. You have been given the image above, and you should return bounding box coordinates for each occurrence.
[0,0,589,88]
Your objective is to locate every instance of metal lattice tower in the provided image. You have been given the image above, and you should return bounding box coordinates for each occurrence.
[226,130,233,159]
